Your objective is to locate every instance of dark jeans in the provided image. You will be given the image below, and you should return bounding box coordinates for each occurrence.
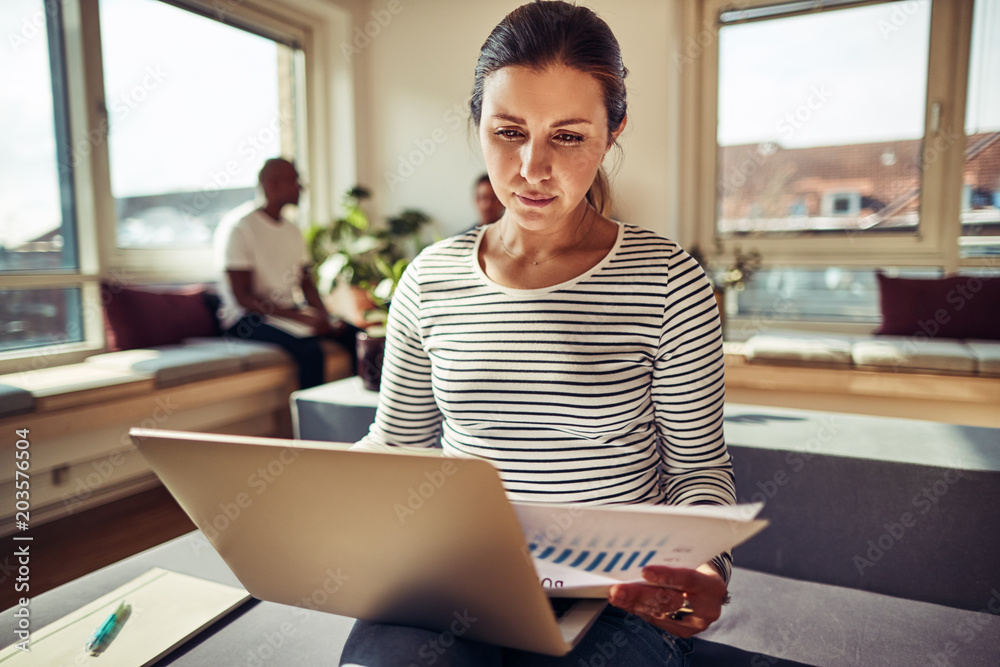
[226,315,359,389]
[339,605,693,667]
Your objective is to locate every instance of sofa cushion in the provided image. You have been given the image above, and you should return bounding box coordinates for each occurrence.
[852,336,976,374]
[103,284,220,351]
[875,272,1000,340]
[182,337,291,369]
[86,346,241,388]
[0,384,34,418]
[966,340,1000,377]
[695,567,1000,667]
[743,330,855,367]
[0,365,154,412]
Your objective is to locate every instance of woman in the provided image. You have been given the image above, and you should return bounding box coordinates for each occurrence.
[342,2,734,665]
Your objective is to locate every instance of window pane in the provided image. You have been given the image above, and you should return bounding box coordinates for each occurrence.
[99,0,297,248]
[723,267,940,339]
[717,1,930,238]
[0,0,77,272]
[0,288,83,353]
[961,0,1000,259]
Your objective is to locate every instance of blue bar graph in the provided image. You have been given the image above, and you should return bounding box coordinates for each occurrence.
[585,552,606,572]
[603,552,623,572]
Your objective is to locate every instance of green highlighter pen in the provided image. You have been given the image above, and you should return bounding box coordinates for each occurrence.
[85,600,132,656]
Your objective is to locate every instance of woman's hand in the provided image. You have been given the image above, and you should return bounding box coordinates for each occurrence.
[608,562,728,638]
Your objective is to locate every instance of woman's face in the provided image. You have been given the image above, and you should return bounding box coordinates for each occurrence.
[479,64,623,232]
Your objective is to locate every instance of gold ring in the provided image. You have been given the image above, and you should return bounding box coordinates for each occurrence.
[668,601,694,621]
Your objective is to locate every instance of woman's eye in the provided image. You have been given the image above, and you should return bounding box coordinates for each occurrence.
[554,133,585,145]
[494,129,522,140]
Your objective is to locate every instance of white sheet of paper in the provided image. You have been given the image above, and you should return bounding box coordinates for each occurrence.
[511,501,768,597]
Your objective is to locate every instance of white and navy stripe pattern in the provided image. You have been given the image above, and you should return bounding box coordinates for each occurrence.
[358,223,735,580]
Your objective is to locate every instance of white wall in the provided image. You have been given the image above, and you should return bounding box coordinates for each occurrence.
[350,0,683,241]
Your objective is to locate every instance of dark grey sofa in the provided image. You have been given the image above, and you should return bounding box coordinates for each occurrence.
[690,404,1000,666]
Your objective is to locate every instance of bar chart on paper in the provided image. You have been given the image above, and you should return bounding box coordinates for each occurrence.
[528,537,671,575]
[511,501,768,592]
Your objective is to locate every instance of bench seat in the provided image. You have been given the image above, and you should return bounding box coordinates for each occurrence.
[0,338,354,534]
[726,332,1000,427]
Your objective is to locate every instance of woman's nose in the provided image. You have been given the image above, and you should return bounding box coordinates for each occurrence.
[519,139,552,184]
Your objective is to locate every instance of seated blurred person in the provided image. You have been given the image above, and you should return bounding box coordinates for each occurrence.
[472,172,504,228]
[215,157,357,389]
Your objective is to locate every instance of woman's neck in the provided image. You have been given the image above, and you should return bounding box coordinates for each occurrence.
[496,202,593,266]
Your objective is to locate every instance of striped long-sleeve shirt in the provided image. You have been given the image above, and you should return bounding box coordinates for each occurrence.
[357,222,736,580]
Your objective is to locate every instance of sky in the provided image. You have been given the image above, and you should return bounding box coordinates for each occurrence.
[0,0,997,251]
[0,0,282,249]
[718,0,1000,147]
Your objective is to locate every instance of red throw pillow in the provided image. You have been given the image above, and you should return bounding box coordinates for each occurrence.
[102,284,219,351]
[875,271,1000,340]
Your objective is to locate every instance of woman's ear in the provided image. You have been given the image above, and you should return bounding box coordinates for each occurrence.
[609,114,628,147]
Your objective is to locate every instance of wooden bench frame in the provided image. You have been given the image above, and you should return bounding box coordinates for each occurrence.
[724,342,1000,428]
[0,345,353,535]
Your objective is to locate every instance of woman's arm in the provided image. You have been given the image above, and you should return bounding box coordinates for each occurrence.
[652,247,736,581]
[607,245,735,635]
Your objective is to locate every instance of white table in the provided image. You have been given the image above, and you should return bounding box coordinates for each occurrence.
[290,376,379,443]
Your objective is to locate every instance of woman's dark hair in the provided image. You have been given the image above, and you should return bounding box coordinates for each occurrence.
[470,1,627,215]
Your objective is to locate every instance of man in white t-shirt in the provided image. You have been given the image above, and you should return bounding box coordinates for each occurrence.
[215,158,357,388]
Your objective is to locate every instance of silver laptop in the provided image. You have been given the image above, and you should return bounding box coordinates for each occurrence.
[130,428,606,656]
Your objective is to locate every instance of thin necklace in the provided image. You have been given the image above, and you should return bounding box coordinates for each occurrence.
[498,206,593,266]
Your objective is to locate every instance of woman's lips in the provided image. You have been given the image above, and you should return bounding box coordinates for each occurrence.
[516,194,555,207]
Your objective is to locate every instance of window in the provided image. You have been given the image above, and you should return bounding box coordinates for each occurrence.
[0,0,327,371]
[716,1,930,239]
[960,0,1000,259]
[0,0,84,351]
[687,0,997,332]
[0,1,77,274]
[0,288,83,353]
[99,0,299,249]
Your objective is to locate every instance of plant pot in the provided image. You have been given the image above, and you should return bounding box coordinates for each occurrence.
[356,330,386,392]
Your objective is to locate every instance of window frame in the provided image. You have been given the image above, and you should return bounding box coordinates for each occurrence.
[680,0,979,272]
[0,0,357,375]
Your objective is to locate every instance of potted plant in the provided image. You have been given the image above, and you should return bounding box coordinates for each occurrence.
[689,243,762,337]
[307,187,431,389]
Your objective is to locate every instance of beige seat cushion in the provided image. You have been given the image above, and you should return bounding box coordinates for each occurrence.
[851,337,976,375]
[86,346,242,388]
[743,331,855,367]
